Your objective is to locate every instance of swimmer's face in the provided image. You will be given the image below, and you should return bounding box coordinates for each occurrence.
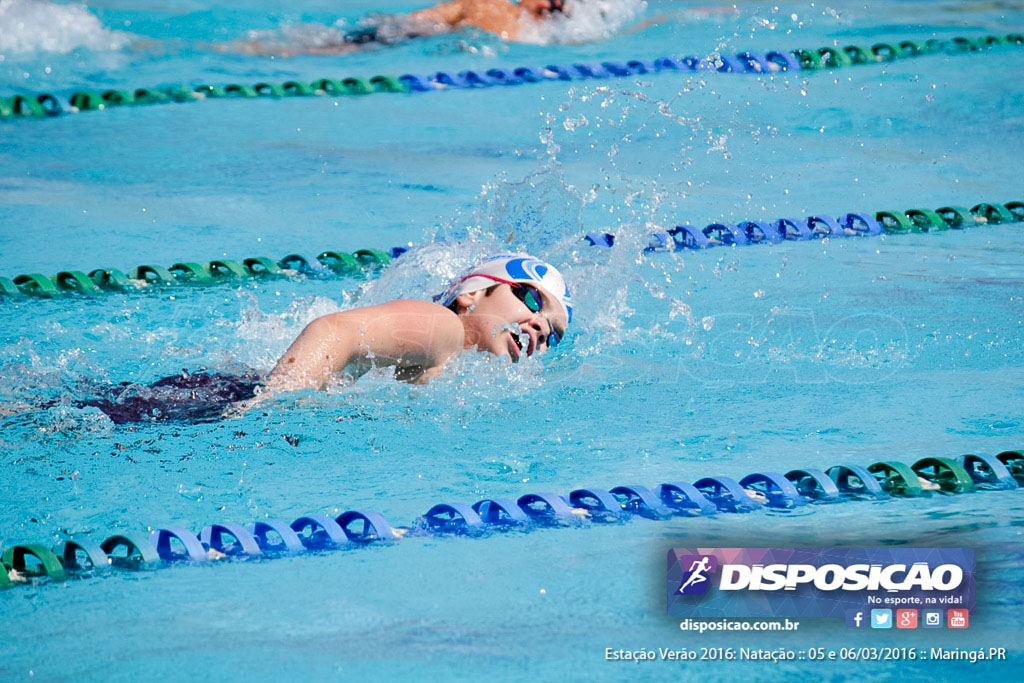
[456,284,568,362]
[519,0,565,18]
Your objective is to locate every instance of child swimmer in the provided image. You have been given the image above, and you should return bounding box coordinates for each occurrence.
[44,254,571,423]
[261,253,571,393]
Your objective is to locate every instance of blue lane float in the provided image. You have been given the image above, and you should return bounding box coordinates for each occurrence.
[692,476,764,512]
[784,469,842,502]
[2,449,1020,591]
[249,519,304,554]
[200,522,262,557]
[472,498,530,526]
[633,202,1013,253]
[609,485,674,520]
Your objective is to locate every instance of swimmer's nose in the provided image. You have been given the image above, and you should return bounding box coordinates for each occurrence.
[523,315,553,354]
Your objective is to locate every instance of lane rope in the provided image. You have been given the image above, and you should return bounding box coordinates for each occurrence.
[2,449,1020,590]
[1,34,1021,123]
[2,199,1020,302]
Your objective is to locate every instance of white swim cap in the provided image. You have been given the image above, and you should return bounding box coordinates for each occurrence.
[438,254,573,326]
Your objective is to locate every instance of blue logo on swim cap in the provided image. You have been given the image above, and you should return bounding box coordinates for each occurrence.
[504,257,546,282]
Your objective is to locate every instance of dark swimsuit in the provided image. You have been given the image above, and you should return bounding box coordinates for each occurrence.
[79,371,261,424]
[340,17,431,47]
[342,26,384,44]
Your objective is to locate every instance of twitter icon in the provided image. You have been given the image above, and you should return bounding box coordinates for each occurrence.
[871,609,893,629]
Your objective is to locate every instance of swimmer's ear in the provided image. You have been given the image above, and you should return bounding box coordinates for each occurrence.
[454,290,482,312]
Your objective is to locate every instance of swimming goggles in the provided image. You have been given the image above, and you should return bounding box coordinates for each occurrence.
[548,0,564,13]
[465,274,563,347]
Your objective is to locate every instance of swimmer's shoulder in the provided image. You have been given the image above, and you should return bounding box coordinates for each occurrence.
[335,298,464,355]
[318,298,455,320]
[359,297,460,322]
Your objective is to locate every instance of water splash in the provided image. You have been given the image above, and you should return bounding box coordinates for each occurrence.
[0,0,134,55]
[516,0,647,45]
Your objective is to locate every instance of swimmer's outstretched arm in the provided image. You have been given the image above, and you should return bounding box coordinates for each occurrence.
[261,299,465,394]
[405,0,470,26]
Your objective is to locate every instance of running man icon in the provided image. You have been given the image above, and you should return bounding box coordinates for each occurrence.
[677,556,713,594]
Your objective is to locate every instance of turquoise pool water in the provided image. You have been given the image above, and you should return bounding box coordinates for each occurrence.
[2,0,1023,680]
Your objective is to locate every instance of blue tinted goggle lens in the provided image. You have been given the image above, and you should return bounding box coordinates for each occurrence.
[512,283,562,347]
[513,284,543,313]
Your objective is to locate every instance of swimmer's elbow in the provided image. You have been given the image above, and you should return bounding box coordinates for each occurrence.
[410,0,465,26]
[268,314,357,391]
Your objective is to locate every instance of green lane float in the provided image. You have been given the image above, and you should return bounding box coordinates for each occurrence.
[871,42,902,60]
[341,77,372,95]
[242,257,285,277]
[1,544,67,582]
[972,202,1016,224]
[169,262,214,283]
[254,82,286,97]
[912,458,976,494]
[876,210,916,234]
[867,461,926,496]
[3,33,1022,123]
[318,250,360,274]
[936,205,975,228]
[224,84,257,98]
[69,91,104,110]
[818,46,852,68]
[208,259,249,279]
[100,532,161,568]
[905,208,949,231]
[12,273,59,297]
[0,277,22,297]
[843,44,874,64]
[369,75,408,93]
[132,88,170,105]
[282,80,315,96]
[352,248,391,266]
[129,264,175,285]
[54,271,100,294]
[88,268,131,291]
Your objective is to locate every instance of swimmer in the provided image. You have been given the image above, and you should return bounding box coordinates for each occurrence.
[223,0,571,55]
[261,253,571,393]
[395,0,568,42]
[0,254,570,424]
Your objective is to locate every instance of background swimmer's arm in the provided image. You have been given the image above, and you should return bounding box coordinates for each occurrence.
[406,0,469,26]
[263,300,464,393]
[0,402,34,417]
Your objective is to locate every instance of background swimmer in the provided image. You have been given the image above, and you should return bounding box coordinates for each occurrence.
[217,1,735,56]
[224,0,572,55]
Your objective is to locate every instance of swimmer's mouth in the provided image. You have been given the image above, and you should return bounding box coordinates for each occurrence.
[507,332,524,362]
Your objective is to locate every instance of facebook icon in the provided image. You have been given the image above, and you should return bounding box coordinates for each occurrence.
[846,610,866,629]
